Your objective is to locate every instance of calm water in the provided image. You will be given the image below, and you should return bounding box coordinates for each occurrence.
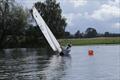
[0,45,120,80]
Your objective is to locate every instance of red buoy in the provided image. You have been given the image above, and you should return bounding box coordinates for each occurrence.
[88,50,94,56]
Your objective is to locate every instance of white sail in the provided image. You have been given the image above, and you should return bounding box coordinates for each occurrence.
[32,7,62,53]
[45,23,62,53]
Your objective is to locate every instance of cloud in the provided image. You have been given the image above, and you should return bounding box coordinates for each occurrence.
[16,0,44,8]
[90,0,120,21]
[63,13,74,26]
[108,0,120,6]
[63,13,82,26]
[112,23,120,29]
[69,0,87,8]
[91,4,120,20]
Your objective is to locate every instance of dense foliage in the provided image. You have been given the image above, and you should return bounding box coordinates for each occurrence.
[35,0,67,38]
[0,0,28,48]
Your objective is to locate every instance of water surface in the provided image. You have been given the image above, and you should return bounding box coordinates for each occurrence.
[0,45,120,80]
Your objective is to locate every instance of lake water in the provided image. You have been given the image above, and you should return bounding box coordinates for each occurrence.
[0,45,120,80]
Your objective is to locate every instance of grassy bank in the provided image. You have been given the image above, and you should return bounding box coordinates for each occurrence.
[59,37,120,46]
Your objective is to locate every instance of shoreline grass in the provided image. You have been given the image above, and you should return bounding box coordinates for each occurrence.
[59,37,120,46]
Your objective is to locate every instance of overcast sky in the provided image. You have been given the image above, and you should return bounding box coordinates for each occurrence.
[17,0,120,34]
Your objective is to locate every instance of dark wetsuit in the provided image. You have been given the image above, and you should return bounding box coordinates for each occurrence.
[59,44,71,56]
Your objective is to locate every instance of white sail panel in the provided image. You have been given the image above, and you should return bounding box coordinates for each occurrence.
[46,25,62,52]
[32,7,57,51]
[32,7,62,53]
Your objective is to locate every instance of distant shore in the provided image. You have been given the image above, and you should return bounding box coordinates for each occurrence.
[1,37,120,49]
[59,37,120,46]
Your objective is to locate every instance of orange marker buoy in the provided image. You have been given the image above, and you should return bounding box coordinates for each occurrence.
[88,50,94,56]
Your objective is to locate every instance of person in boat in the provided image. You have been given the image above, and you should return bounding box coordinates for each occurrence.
[60,44,72,56]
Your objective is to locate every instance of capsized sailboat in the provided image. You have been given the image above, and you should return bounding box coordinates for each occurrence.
[32,7,71,55]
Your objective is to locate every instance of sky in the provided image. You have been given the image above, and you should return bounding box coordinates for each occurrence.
[16,0,120,34]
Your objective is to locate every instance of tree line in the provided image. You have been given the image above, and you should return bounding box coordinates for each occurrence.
[65,28,120,38]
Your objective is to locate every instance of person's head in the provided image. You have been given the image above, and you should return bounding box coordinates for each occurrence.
[68,44,72,48]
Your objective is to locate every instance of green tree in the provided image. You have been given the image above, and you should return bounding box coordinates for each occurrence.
[65,31,71,38]
[35,0,67,38]
[74,30,82,38]
[85,28,97,38]
[0,0,28,48]
[104,32,110,37]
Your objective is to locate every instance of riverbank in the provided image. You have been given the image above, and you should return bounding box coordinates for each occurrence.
[1,37,120,49]
[59,37,120,46]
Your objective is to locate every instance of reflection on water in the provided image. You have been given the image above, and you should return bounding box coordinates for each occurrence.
[0,48,71,80]
[44,55,71,80]
[0,45,120,80]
